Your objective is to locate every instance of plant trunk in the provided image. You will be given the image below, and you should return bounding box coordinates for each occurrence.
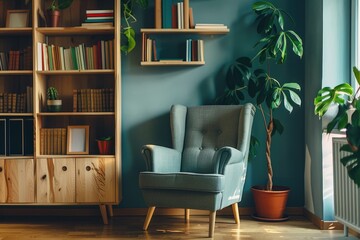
[266,119,274,191]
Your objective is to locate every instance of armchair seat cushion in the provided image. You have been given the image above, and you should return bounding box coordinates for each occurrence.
[139,172,225,193]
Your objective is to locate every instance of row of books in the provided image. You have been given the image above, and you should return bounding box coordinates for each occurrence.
[40,128,67,155]
[37,40,114,71]
[82,9,114,27]
[0,87,33,113]
[185,39,204,62]
[73,88,114,112]
[0,47,32,71]
[143,37,204,62]
[156,0,193,29]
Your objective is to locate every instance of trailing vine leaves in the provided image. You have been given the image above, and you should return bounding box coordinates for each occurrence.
[121,0,148,54]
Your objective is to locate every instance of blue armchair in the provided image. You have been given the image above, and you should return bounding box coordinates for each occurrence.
[139,104,255,237]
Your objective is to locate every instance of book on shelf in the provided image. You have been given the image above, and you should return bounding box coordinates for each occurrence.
[86,9,114,14]
[194,23,228,29]
[155,0,162,28]
[40,127,67,155]
[37,40,114,71]
[0,47,32,71]
[73,88,114,112]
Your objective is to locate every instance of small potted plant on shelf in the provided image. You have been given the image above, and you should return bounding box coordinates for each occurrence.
[217,1,303,220]
[47,0,73,27]
[314,66,360,187]
[47,87,62,112]
[96,136,113,155]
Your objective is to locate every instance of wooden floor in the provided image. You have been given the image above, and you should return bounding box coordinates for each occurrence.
[0,215,359,239]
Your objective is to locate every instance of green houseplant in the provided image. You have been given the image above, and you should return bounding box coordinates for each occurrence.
[217,1,303,219]
[96,136,113,155]
[47,87,62,112]
[314,66,360,187]
[121,0,148,54]
[47,0,73,27]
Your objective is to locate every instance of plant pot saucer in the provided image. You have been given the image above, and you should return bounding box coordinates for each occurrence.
[251,214,289,222]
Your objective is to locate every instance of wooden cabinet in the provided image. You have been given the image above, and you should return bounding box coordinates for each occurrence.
[0,159,35,203]
[36,158,75,203]
[76,157,115,203]
[0,0,121,223]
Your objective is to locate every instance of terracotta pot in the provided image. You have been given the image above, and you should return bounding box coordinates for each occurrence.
[48,10,61,27]
[251,185,290,220]
[97,140,113,155]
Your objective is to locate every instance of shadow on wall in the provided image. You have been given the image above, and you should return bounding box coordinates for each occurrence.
[122,112,172,207]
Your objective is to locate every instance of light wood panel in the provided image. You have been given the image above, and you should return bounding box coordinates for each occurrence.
[76,157,115,203]
[0,159,34,203]
[36,158,75,203]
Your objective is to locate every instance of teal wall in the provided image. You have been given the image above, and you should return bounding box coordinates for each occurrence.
[120,0,305,208]
[304,0,351,221]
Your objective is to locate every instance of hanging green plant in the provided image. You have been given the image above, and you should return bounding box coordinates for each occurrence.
[121,0,148,54]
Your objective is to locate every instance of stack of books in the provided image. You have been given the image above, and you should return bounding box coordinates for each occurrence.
[40,128,67,155]
[194,23,228,30]
[158,0,193,29]
[82,9,114,27]
[0,46,32,71]
[73,88,114,112]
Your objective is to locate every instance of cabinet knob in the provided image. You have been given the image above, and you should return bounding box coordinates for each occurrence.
[0,167,2,172]
[62,166,67,171]
[86,166,91,171]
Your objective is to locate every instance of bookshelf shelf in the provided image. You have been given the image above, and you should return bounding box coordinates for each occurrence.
[36,27,114,35]
[141,61,205,66]
[0,113,33,117]
[0,71,33,75]
[38,154,115,158]
[0,156,34,160]
[141,28,229,35]
[36,70,114,75]
[38,112,115,116]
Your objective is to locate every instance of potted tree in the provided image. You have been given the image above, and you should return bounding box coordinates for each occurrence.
[314,66,360,187]
[217,1,303,220]
[47,87,62,112]
[47,0,73,27]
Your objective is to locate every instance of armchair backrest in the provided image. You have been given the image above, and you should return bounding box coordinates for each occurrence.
[170,104,255,173]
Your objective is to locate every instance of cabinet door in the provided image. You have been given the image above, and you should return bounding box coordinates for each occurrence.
[0,159,34,203]
[37,158,75,203]
[76,157,115,203]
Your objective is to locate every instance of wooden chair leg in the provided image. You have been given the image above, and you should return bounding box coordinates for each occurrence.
[99,204,108,224]
[143,206,156,230]
[106,204,114,217]
[209,211,216,238]
[232,203,240,224]
[185,209,190,222]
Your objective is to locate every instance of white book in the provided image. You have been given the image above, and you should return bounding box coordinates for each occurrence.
[86,10,114,14]
[37,42,43,71]
[177,2,181,29]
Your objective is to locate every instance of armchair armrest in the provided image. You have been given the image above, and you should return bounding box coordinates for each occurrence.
[212,147,244,174]
[141,145,182,172]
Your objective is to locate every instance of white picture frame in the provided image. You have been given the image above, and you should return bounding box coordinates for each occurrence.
[67,125,89,155]
[6,10,29,28]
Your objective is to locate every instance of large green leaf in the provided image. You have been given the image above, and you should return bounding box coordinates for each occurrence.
[252,1,275,12]
[57,0,73,10]
[353,66,360,86]
[285,30,303,58]
[314,83,353,117]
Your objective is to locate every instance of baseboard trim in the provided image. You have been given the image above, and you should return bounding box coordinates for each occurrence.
[303,209,343,230]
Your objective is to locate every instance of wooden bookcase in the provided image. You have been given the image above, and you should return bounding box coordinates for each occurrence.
[0,0,121,224]
[140,0,229,66]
